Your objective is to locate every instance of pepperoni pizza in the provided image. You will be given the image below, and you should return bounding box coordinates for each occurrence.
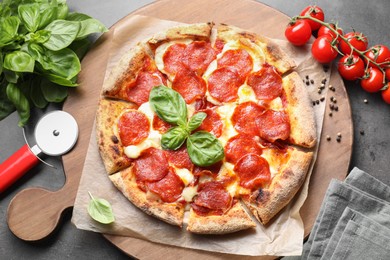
[96,23,316,234]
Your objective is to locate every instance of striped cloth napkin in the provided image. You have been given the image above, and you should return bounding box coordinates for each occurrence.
[288,167,390,259]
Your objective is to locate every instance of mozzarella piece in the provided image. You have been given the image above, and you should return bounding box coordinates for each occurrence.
[237,84,257,104]
[181,186,198,202]
[175,168,194,186]
[216,103,238,146]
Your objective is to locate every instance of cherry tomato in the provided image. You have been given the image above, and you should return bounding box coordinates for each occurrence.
[386,68,390,81]
[360,67,385,93]
[284,19,312,46]
[339,32,368,55]
[300,5,325,31]
[381,83,390,104]
[364,45,390,69]
[338,55,365,81]
[318,23,343,40]
[311,35,338,63]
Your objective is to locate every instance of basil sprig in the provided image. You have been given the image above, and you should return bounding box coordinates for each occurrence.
[87,192,115,225]
[149,85,224,167]
[0,0,108,126]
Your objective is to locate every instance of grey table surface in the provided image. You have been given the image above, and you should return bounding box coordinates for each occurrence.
[1,0,390,259]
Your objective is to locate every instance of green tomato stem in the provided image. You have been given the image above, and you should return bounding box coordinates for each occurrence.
[297,15,387,82]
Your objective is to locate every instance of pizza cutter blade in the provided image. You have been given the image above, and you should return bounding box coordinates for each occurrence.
[0,110,78,193]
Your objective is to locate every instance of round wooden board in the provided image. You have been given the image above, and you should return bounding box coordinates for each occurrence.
[62,0,353,258]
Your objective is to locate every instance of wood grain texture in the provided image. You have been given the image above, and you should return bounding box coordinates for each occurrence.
[7,0,352,258]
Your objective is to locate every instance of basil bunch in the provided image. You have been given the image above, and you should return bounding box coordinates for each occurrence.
[149,85,224,167]
[0,0,107,126]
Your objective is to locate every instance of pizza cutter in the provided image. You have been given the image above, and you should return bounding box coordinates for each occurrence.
[0,110,78,193]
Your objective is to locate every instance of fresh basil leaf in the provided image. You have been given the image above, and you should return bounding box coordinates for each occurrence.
[44,48,80,79]
[0,83,15,120]
[69,38,91,59]
[0,16,20,47]
[38,4,58,29]
[24,30,51,43]
[6,83,30,126]
[76,18,107,40]
[18,3,41,32]
[43,20,80,51]
[43,72,78,87]
[149,85,187,126]
[66,12,91,21]
[41,78,68,102]
[187,131,224,167]
[56,3,68,20]
[3,51,35,73]
[161,126,188,150]
[0,53,3,75]
[87,192,115,224]
[30,78,48,108]
[3,70,19,83]
[187,112,207,132]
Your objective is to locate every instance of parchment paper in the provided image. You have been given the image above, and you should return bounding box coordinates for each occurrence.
[72,15,330,256]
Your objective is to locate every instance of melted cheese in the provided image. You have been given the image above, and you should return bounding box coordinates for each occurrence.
[181,186,198,202]
[216,103,238,146]
[175,167,194,186]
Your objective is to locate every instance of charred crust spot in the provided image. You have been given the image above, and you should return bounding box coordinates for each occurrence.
[238,32,256,43]
[112,145,120,156]
[254,188,270,204]
[111,135,119,144]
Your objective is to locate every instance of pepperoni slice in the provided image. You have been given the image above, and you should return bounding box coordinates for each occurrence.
[172,69,206,104]
[256,109,290,142]
[134,148,169,182]
[217,49,253,80]
[247,64,283,100]
[214,39,225,53]
[193,161,222,177]
[152,114,171,134]
[163,43,186,75]
[234,154,271,190]
[207,67,243,103]
[118,110,150,146]
[183,41,216,76]
[231,101,265,136]
[192,181,232,215]
[225,134,262,164]
[196,108,223,137]
[147,168,184,203]
[165,146,194,171]
[126,70,166,106]
[194,96,216,111]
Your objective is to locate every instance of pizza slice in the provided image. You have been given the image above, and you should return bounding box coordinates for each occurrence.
[240,146,313,225]
[96,98,137,174]
[101,42,167,106]
[109,156,186,227]
[213,23,296,75]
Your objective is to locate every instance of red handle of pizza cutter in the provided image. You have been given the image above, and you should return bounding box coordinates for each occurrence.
[0,144,40,193]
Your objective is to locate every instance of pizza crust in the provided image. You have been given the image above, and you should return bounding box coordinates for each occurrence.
[243,148,313,225]
[96,98,137,174]
[101,43,152,101]
[187,201,256,234]
[148,22,213,50]
[283,72,317,148]
[109,167,185,227]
